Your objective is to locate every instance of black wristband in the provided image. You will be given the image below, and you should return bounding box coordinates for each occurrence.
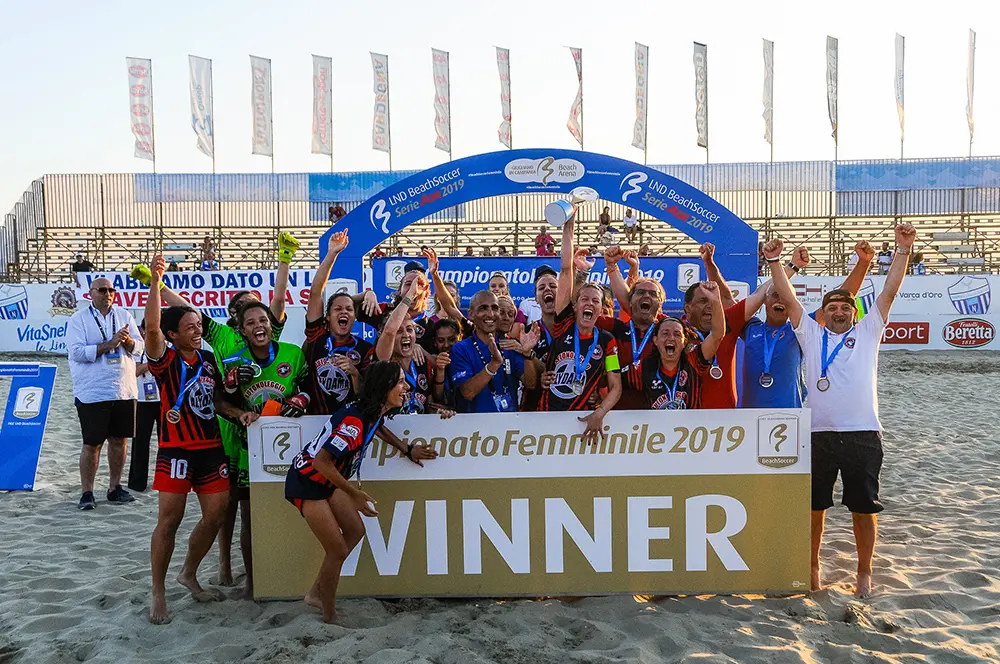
[785,261,800,273]
[406,443,414,460]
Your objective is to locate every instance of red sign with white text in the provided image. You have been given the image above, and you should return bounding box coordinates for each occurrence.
[881,321,930,345]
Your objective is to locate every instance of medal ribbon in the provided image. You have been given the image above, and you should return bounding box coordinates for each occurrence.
[171,352,204,416]
[402,361,419,412]
[326,335,357,357]
[353,415,385,483]
[224,341,275,369]
[573,324,600,384]
[820,327,855,379]
[630,321,655,366]
[761,323,789,376]
[694,329,720,372]
[656,367,681,404]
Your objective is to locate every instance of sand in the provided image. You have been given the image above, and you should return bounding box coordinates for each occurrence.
[1,351,998,664]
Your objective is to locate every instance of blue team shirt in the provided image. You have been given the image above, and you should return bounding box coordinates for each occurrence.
[741,318,803,408]
[450,335,525,413]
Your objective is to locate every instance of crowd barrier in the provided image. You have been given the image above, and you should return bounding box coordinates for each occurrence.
[248,409,812,599]
[0,270,995,353]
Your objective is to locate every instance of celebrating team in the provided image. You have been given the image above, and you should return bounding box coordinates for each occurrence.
[124,210,915,622]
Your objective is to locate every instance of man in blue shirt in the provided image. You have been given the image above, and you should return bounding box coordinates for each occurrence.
[450,291,539,413]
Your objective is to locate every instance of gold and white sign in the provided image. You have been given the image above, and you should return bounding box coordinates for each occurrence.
[249,409,811,599]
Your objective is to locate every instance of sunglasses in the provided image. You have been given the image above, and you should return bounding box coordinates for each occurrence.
[93,287,116,294]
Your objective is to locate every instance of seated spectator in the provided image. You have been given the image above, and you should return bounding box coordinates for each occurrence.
[394,247,404,257]
[328,205,346,223]
[638,243,651,257]
[200,236,214,258]
[465,246,475,257]
[371,245,387,259]
[482,247,493,257]
[623,208,639,242]
[599,206,612,226]
[199,251,220,271]
[534,225,554,257]
[497,246,510,256]
[166,259,181,272]
[910,251,926,275]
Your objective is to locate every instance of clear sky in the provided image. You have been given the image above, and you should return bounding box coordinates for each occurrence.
[1,0,997,214]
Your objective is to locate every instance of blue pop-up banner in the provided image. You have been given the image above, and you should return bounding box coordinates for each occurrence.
[0,362,57,490]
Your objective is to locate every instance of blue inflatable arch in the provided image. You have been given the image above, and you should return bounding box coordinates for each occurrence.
[320,149,758,294]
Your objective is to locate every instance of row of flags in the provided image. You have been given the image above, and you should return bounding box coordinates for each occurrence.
[125,32,979,168]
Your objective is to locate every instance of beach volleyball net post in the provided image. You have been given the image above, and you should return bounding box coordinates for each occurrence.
[0,362,57,490]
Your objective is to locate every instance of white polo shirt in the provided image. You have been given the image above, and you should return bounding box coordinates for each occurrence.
[67,305,144,403]
[623,212,638,227]
[793,305,885,432]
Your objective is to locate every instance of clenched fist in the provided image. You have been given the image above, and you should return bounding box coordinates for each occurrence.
[762,239,783,261]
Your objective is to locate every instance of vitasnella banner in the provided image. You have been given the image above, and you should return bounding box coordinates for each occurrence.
[249,409,812,599]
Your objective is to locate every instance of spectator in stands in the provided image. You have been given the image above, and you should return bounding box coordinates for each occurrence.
[482,247,493,257]
[71,253,96,287]
[371,245,386,259]
[910,251,926,275]
[200,251,220,272]
[200,236,214,260]
[623,208,639,243]
[599,206,612,227]
[639,243,651,257]
[497,246,509,256]
[877,242,894,275]
[328,205,346,223]
[394,247,404,257]
[464,246,475,257]
[535,225,554,257]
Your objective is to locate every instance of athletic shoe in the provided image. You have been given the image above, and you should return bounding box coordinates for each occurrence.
[78,492,97,511]
[106,485,136,504]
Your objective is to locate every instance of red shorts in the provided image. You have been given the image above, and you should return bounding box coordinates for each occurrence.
[153,445,230,495]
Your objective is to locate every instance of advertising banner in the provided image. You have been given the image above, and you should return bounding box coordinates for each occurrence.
[826,36,838,142]
[496,47,512,148]
[311,55,333,156]
[249,409,812,599]
[125,57,154,161]
[632,43,648,152]
[0,363,57,490]
[432,49,451,154]
[762,39,773,145]
[250,55,273,157]
[693,43,708,149]
[371,53,391,153]
[189,55,215,158]
[567,48,583,147]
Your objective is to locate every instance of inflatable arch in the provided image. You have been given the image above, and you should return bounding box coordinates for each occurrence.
[320,149,759,299]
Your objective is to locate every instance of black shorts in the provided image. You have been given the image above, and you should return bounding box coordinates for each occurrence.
[284,469,334,515]
[153,445,230,495]
[811,430,884,514]
[75,399,137,446]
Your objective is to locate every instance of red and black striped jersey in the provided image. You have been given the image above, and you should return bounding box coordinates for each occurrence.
[289,404,381,485]
[357,300,472,353]
[302,317,372,416]
[597,315,663,410]
[626,346,711,410]
[148,348,223,450]
[538,306,621,412]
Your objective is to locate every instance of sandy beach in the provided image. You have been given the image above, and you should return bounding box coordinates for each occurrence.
[1,350,998,664]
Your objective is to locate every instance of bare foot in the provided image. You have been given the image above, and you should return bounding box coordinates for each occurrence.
[811,562,823,592]
[149,590,170,625]
[177,570,223,602]
[855,572,873,599]
[242,582,255,601]
[322,609,339,625]
[213,569,236,587]
[304,593,322,610]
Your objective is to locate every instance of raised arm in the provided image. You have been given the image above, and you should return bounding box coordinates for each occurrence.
[744,246,811,324]
[763,239,804,328]
[603,246,632,315]
[875,224,916,320]
[144,256,167,360]
[700,243,736,308]
[841,241,875,297]
[424,247,463,321]
[270,232,300,324]
[695,281,726,360]
[554,216,576,314]
[458,334,504,401]
[307,230,349,323]
[375,279,417,361]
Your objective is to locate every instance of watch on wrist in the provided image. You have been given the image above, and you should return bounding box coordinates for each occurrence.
[785,261,800,273]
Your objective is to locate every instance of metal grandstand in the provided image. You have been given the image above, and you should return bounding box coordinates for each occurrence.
[4,155,1000,282]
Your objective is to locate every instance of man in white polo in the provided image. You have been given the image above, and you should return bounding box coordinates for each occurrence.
[67,277,144,510]
[764,223,916,599]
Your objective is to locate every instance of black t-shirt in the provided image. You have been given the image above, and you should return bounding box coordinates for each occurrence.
[72,260,95,273]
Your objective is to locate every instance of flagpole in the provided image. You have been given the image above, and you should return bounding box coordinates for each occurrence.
[209,58,221,257]
[387,55,393,171]
[644,46,649,166]
[147,58,164,235]
[269,58,279,234]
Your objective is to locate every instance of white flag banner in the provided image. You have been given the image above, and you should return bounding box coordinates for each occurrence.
[826,36,839,143]
[432,49,451,154]
[894,34,905,141]
[126,57,154,161]
[250,55,273,157]
[312,55,333,156]
[693,42,708,149]
[371,52,391,154]
[188,56,214,159]
[762,39,774,146]
[632,42,649,151]
[496,47,512,148]
[567,47,583,147]
[967,29,976,145]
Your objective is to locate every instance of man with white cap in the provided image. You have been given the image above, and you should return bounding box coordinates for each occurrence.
[764,223,916,598]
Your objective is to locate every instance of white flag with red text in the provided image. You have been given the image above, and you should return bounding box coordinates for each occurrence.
[497,47,511,148]
[250,55,273,156]
[432,49,451,154]
[312,55,333,156]
[126,57,154,161]
[567,47,583,147]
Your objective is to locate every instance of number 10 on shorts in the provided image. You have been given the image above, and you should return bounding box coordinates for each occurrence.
[756,414,800,469]
[169,458,189,479]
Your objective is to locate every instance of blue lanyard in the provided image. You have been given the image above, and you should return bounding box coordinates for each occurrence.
[224,342,274,368]
[574,324,600,382]
[354,415,384,480]
[694,329,719,370]
[761,323,789,375]
[656,367,681,403]
[821,327,854,378]
[326,335,357,357]
[472,335,510,396]
[172,352,204,414]
[89,306,117,342]
[630,321,655,364]
[402,361,419,412]
[541,323,552,347]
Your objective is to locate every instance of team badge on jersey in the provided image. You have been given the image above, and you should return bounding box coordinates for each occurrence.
[549,355,581,399]
[338,423,361,439]
[316,361,351,400]
[219,463,229,479]
[678,370,689,387]
[347,349,362,364]
[417,374,429,391]
[844,337,856,349]
[276,362,292,377]
[187,380,217,420]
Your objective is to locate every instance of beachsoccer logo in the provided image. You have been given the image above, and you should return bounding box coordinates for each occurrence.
[503,157,584,185]
[619,171,648,202]
[0,285,29,320]
[947,276,991,315]
[385,261,407,290]
[370,199,392,233]
[13,387,43,419]
[260,422,302,476]
[756,414,799,469]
